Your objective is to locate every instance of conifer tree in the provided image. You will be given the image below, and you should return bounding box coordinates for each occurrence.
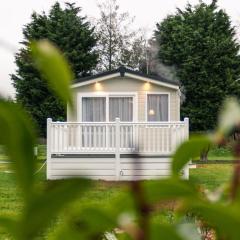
[12,2,98,135]
[155,1,240,130]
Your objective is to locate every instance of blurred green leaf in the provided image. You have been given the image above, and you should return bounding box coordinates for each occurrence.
[172,136,212,176]
[144,178,199,203]
[115,232,132,240]
[191,203,240,240]
[77,207,116,233]
[0,101,36,200]
[218,98,240,137]
[0,217,18,239]
[49,207,116,240]
[18,179,91,239]
[109,191,136,217]
[56,208,117,240]
[150,223,184,240]
[30,40,74,108]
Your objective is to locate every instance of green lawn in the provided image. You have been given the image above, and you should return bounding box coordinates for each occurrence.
[190,164,233,189]
[207,146,234,160]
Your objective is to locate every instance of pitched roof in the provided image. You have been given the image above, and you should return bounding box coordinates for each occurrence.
[73,66,179,86]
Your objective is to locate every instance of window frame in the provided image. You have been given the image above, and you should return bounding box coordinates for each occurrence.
[81,96,107,122]
[78,92,138,122]
[145,92,170,122]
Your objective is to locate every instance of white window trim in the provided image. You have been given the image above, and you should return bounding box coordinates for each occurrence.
[145,92,171,122]
[77,92,138,122]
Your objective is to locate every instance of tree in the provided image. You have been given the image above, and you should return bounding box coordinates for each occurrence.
[12,2,98,136]
[95,0,147,71]
[155,0,240,130]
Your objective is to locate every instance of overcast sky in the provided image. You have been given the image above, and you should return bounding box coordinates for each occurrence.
[0,0,240,97]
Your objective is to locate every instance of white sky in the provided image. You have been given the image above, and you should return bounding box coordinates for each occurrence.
[0,0,240,97]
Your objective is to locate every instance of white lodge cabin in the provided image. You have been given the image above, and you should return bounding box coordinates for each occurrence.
[47,66,189,180]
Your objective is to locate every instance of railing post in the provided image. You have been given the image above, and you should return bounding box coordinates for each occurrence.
[115,118,120,181]
[184,117,189,140]
[183,117,190,179]
[171,125,176,153]
[47,118,52,180]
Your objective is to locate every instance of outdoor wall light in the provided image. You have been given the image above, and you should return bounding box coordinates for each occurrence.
[95,81,102,91]
[144,81,151,91]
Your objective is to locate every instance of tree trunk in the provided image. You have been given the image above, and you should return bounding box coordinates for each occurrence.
[109,6,112,71]
[200,145,210,161]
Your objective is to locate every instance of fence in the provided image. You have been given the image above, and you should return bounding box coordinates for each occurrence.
[48,118,189,154]
[47,118,189,180]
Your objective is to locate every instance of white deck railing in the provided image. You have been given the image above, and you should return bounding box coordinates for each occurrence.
[47,118,189,155]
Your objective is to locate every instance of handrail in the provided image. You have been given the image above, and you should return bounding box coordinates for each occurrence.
[51,121,186,125]
[48,118,189,156]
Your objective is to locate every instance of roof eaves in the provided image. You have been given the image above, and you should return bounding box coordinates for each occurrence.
[74,68,120,84]
[123,67,179,86]
[73,66,179,87]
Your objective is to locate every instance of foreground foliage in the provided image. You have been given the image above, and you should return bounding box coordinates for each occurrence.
[1,40,240,239]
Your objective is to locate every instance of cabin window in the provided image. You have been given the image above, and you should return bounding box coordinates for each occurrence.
[109,97,133,122]
[82,97,106,122]
[81,95,135,122]
[147,94,169,121]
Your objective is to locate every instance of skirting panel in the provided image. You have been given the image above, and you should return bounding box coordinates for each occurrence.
[47,154,180,180]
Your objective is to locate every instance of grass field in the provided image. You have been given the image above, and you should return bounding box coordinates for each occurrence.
[207,146,234,160]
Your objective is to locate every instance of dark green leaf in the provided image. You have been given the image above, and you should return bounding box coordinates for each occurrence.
[0,101,36,200]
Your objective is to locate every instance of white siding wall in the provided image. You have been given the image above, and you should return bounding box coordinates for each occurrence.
[67,77,180,122]
[50,77,185,181]
[48,156,172,181]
